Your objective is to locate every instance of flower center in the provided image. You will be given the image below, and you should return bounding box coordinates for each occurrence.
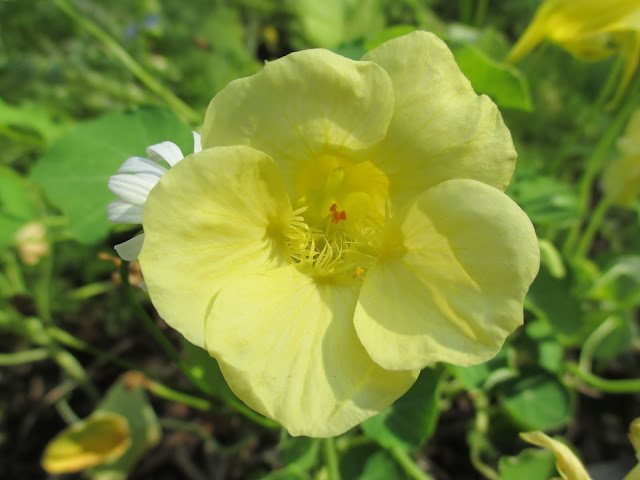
[284,154,390,280]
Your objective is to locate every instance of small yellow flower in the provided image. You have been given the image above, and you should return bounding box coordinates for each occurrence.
[520,431,592,480]
[41,413,131,474]
[507,0,640,105]
[602,109,640,206]
[138,31,540,436]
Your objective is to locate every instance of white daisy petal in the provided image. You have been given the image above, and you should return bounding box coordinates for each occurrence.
[118,156,168,175]
[114,233,145,261]
[192,132,202,153]
[108,173,162,205]
[146,141,184,167]
[107,200,144,223]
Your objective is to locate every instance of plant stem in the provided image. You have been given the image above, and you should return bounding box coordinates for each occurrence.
[54,0,200,125]
[550,57,623,173]
[459,0,473,24]
[469,393,500,480]
[323,438,342,480]
[0,348,49,365]
[573,195,613,259]
[474,0,490,26]
[562,96,638,257]
[142,376,213,411]
[578,316,619,372]
[566,362,640,393]
[389,446,435,480]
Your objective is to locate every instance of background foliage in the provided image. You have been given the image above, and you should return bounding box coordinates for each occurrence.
[1,0,639,479]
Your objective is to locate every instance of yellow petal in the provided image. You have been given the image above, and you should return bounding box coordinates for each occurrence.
[507,0,640,63]
[41,413,130,474]
[201,49,394,197]
[353,179,539,370]
[520,431,593,480]
[205,265,419,437]
[362,31,516,207]
[139,146,292,348]
[601,153,640,207]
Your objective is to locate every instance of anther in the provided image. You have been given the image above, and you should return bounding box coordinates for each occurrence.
[329,204,347,224]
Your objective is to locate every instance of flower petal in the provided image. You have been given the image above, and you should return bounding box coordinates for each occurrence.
[117,156,167,176]
[362,31,516,207]
[139,146,293,348]
[206,265,418,437]
[146,141,184,167]
[201,49,394,195]
[354,179,540,370]
[114,234,144,261]
[108,173,161,206]
[520,432,592,480]
[192,131,202,153]
[106,200,143,224]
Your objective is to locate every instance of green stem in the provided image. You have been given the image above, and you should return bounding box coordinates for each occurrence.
[119,261,184,367]
[0,348,49,365]
[389,446,435,480]
[469,393,500,480]
[566,362,640,393]
[55,398,81,424]
[459,0,473,24]
[563,96,638,257]
[54,0,200,125]
[143,377,214,411]
[67,281,115,300]
[48,325,149,373]
[573,195,613,259]
[474,0,490,26]
[550,57,623,173]
[578,316,619,372]
[323,438,342,480]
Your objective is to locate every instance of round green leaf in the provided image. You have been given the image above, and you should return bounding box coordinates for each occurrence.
[361,368,440,450]
[497,369,572,431]
[30,107,192,244]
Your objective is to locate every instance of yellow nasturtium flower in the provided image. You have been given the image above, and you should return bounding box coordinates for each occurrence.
[602,109,640,206]
[520,431,592,480]
[135,31,539,437]
[507,0,640,105]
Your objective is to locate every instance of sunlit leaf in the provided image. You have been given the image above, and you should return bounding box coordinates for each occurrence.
[30,107,192,244]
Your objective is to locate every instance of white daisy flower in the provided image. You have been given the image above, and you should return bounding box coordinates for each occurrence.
[107,132,202,264]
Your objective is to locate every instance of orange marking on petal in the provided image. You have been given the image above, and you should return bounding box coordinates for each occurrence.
[339,211,346,220]
[329,203,338,213]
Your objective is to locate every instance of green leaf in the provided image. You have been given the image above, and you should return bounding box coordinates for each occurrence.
[525,267,587,346]
[450,345,509,391]
[499,448,556,480]
[30,107,192,244]
[89,373,161,480]
[506,163,579,228]
[361,368,440,450]
[288,0,385,49]
[179,338,234,400]
[340,445,406,480]
[279,437,320,473]
[496,369,573,431]
[448,41,532,111]
[0,165,39,249]
[0,97,66,144]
